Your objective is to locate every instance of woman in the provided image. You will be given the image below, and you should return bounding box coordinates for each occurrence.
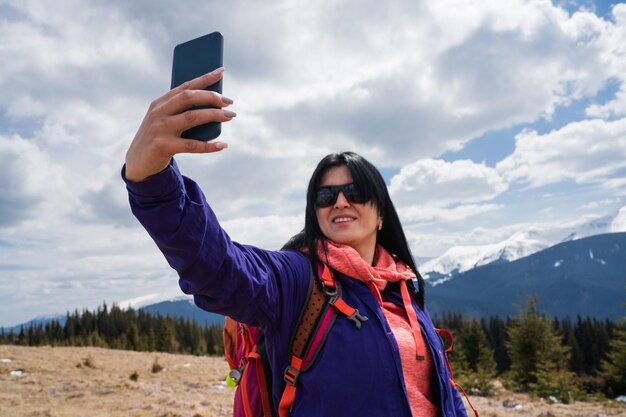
[123,68,469,416]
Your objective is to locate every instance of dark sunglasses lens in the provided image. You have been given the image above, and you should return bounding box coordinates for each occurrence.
[343,184,363,204]
[316,188,337,207]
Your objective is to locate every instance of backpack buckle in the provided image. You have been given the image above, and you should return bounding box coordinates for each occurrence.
[321,283,338,298]
[347,309,368,329]
[283,365,301,387]
[327,296,369,329]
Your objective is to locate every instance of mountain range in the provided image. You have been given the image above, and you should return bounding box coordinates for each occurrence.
[6,208,626,330]
[426,232,626,320]
[419,206,626,285]
[139,297,225,326]
[138,232,624,321]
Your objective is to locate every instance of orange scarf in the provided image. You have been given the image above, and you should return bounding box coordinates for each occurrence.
[316,240,426,360]
[317,240,414,300]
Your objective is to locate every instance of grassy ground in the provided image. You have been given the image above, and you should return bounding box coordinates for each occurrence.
[1,345,624,417]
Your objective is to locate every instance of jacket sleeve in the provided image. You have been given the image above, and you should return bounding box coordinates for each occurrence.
[419,304,470,417]
[122,159,310,330]
[452,385,470,416]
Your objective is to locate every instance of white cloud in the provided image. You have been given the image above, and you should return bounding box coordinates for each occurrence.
[0,221,180,326]
[0,2,161,117]
[587,86,626,119]
[1,0,626,325]
[581,198,621,210]
[3,0,612,165]
[0,134,67,227]
[221,215,304,251]
[398,203,504,225]
[405,222,527,257]
[601,177,626,196]
[2,0,623,166]
[497,117,626,187]
[388,159,508,248]
[258,0,622,164]
[389,159,507,207]
[585,4,626,118]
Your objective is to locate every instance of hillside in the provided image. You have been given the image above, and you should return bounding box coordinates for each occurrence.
[1,346,624,416]
[427,232,626,319]
[140,298,225,327]
[420,206,626,282]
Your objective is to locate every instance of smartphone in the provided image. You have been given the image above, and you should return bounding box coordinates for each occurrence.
[171,32,224,141]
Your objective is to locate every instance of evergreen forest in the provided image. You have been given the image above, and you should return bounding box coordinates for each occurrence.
[1,299,625,401]
[0,303,224,356]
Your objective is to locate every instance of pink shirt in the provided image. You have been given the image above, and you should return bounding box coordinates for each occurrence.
[382,300,440,417]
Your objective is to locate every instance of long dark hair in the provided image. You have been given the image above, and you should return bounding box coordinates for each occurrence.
[282,151,425,307]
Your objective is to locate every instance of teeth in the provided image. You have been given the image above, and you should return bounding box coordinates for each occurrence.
[333,217,355,223]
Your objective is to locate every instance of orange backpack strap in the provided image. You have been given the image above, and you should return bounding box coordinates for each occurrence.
[233,322,274,417]
[223,316,239,369]
[435,328,480,417]
[436,328,455,378]
[244,346,273,417]
[277,355,303,417]
[278,263,368,417]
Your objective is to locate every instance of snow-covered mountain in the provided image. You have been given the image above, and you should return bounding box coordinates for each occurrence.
[427,232,626,319]
[420,206,626,285]
[117,293,189,310]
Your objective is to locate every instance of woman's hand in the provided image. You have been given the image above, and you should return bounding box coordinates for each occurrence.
[124,68,235,182]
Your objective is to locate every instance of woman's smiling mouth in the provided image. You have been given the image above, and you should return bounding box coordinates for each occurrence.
[332,216,356,223]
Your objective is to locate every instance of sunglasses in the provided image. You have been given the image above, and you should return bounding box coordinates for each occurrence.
[315,183,368,207]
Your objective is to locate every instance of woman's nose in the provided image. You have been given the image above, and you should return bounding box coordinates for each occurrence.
[334,191,350,208]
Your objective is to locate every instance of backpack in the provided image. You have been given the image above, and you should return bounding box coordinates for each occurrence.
[223,263,480,417]
[223,262,368,417]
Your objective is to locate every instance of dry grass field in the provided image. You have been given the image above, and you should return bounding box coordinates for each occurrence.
[0,345,232,417]
[1,345,625,417]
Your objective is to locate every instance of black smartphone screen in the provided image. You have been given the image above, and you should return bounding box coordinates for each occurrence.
[171,32,224,141]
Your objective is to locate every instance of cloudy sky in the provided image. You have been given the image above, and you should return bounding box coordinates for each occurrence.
[1,0,625,326]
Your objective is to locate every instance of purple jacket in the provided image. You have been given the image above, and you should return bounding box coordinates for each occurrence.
[124,159,468,417]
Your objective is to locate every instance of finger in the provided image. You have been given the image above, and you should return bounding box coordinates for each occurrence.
[164,67,225,101]
[157,135,229,155]
[166,108,237,134]
[163,89,234,116]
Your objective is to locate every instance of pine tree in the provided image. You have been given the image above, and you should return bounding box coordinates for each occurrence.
[602,317,626,397]
[126,322,141,351]
[145,326,156,352]
[88,331,107,347]
[206,325,224,355]
[17,326,26,346]
[485,315,510,373]
[7,328,17,344]
[454,320,497,395]
[506,297,580,402]
[27,326,35,346]
[64,312,76,340]
[155,317,179,353]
